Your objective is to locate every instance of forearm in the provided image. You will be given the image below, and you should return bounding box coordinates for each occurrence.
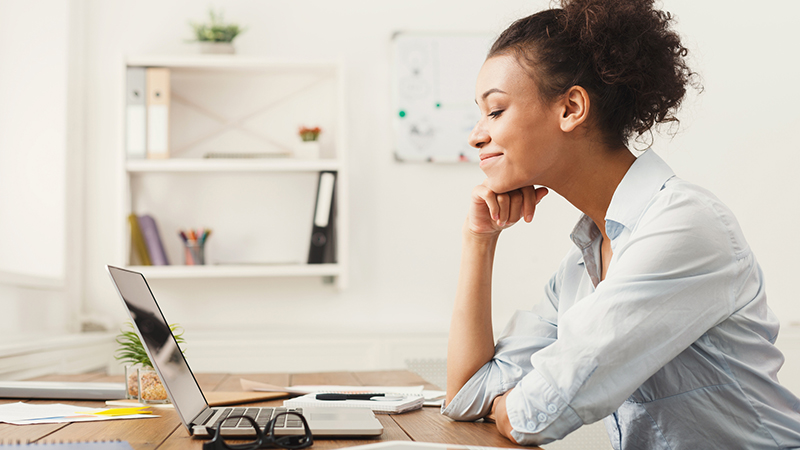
[446,221,499,404]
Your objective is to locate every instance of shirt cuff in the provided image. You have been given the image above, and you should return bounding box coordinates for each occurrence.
[505,369,584,445]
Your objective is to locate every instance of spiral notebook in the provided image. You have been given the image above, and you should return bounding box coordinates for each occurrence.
[0,442,132,449]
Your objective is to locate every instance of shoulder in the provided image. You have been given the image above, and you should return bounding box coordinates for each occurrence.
[638,177,750,258]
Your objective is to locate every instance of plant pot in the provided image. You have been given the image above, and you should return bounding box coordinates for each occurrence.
[138,367,169,404]
[198,42,235,54]
[124,365,140,400]
[294,141,321,159]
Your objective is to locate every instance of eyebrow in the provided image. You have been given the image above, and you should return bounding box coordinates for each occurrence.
[478,88,507,102]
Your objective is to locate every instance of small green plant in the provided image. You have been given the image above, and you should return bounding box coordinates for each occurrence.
[189,9,244,43]
[114,322,186,368]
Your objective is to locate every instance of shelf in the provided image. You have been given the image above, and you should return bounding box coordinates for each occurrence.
[126,158,341,173]
[127,263,341,279]
[126,55,338,72]
[119,55,348,289]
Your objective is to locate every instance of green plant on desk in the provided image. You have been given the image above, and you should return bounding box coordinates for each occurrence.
[115,322,185,402]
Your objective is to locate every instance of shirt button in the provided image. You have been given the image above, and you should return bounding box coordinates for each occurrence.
[537,412,548,423]
[547,404,557,414]
[527,421,537,431]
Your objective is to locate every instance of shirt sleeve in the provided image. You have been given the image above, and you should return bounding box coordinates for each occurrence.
[441,267,562,421]
[505,190,744,445]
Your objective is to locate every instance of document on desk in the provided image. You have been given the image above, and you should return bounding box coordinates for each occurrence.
[0,402,159,425]
[341,442,513,450]
[284,392,424,414]
[239,379,446,407]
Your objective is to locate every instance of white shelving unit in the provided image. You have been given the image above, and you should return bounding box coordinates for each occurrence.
[117,55,348,288]
[128,263,342,280]
[126,159,341,173]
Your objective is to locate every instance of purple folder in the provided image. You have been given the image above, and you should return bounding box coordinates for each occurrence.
[137,214,170,265]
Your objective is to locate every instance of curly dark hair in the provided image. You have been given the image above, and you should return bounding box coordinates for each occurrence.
[489,0,699,146]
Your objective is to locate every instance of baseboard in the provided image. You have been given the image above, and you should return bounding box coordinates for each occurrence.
[0,333,115,380]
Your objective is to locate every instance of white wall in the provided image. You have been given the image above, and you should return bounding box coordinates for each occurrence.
[73,1,800,373]
[0,0,86,339]
[0,1,68,282]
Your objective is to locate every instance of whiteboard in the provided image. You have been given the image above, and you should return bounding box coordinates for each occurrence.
[391,32,493,163]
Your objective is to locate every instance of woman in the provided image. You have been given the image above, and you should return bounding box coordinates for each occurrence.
[442,1,800,449]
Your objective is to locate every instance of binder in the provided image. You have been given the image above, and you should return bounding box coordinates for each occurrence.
[145,67,170,159]
[308,171,336,264]
[125,67,146,159]
[137,214,169,265]
[128,214,151,266]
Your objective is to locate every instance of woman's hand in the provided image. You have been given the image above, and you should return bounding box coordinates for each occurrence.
[467,182,549,237]
[490,390,518,443]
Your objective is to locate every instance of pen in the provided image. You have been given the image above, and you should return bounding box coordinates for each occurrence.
[316,393,386,401]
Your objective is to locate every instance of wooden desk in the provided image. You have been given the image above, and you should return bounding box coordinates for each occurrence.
[0,371,536,449]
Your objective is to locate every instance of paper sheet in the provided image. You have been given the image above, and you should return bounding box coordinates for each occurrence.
[240,379,425,395]
[0,402,158,425]
[239,379,445,406]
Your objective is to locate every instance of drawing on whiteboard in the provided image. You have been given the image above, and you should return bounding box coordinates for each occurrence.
[407,118,436,150]
[392,32,493,163]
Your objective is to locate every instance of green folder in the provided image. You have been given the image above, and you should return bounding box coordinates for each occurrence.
[128,213,151,266]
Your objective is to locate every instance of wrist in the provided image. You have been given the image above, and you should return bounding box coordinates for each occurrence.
[462,220,501,246]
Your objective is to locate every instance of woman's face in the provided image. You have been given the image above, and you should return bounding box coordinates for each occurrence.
[470,55,566,194]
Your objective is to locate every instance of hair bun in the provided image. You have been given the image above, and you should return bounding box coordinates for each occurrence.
[489,0,698,144]
[561,0,695,140]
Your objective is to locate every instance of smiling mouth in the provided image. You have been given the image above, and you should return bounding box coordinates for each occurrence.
[479,153,503,165]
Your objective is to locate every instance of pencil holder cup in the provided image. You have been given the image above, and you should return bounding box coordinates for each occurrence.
[184,243,205,265]
[138,367,169,404]
[124,364,140,400]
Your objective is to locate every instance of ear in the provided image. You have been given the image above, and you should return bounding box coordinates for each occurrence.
[558,86,590,133]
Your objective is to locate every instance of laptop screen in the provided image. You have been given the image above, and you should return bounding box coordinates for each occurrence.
[107,265,207,429]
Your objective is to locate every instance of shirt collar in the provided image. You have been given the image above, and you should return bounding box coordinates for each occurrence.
[570,149,675,262]
[569,214,600,267]
[604,149,675,239]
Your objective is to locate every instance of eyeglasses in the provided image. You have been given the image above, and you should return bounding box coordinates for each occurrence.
[202,411,313,450]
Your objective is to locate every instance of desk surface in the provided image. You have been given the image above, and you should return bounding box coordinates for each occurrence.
[0,370,537,450]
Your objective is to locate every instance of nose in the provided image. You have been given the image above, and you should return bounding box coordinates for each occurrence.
[468,121,490,149]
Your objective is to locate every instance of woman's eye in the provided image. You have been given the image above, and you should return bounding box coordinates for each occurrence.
[488,110,504,118]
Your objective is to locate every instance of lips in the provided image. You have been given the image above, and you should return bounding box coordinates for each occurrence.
[479,152,503,167]
[479,152,503,161]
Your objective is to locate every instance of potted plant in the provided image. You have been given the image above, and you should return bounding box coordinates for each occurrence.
[189,8,245,54]
[296,126,322,159]
[115,322,186,403]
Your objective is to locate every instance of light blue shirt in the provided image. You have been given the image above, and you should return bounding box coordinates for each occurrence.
[442,150,800,449]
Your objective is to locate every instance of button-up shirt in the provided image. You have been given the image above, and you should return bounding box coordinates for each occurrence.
[442,149,800,449]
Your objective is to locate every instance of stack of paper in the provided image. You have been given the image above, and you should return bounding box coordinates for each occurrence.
[284,392,424,414]
[240,379,446,413]
[0,402,157,425]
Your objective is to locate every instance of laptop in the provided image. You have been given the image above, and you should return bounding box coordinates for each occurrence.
[106,265,383,438]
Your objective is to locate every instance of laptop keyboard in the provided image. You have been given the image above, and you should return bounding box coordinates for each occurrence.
[211,406,305,430]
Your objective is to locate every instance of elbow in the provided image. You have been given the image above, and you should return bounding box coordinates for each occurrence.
[441,396,491,422]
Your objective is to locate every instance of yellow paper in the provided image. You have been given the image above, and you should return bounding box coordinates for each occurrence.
[76,407,152,416]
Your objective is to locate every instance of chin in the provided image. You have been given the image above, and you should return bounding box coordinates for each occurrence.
[484,178,521,195]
